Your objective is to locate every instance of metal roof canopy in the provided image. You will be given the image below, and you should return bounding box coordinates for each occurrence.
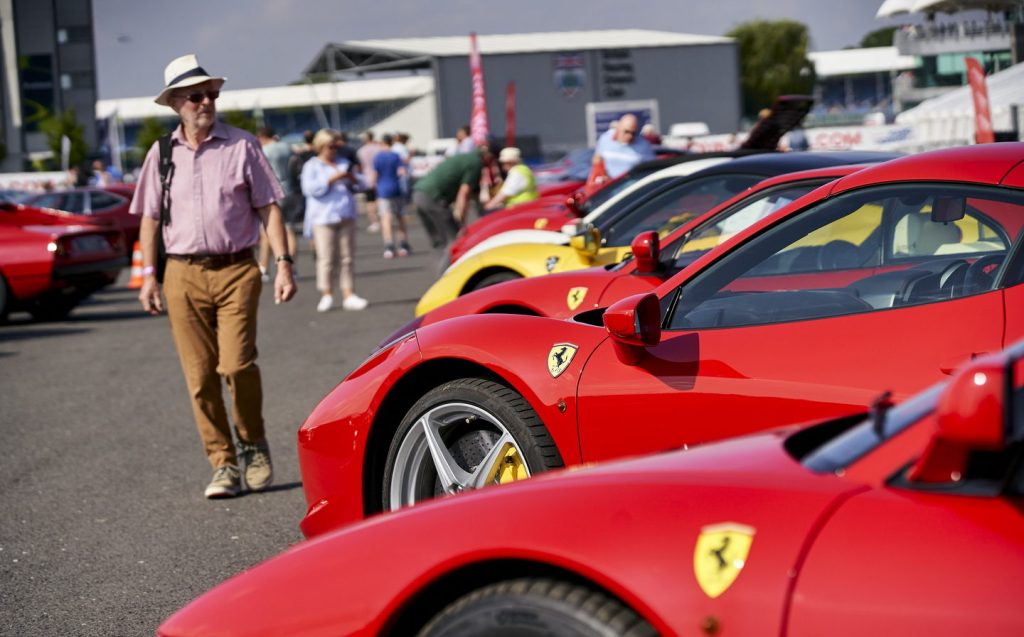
[96,76,435,121]
[808,47,919,77]
[878,0,1023,17]
[303,29,733,78]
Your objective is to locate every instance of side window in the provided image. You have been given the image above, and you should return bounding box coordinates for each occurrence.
[32,194,65,210]
[602,174,761,247]
[89,192,125,212]
[889,202,1007,260]
[62,192,87,214]
[667,184,1024,331]
[667,180,827,269]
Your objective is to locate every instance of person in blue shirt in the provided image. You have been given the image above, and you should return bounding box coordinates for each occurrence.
[372,134,411,258]
[301,129,369,312]
[592,114,655,181]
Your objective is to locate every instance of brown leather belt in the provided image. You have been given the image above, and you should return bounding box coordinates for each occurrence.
[166,248,253,269]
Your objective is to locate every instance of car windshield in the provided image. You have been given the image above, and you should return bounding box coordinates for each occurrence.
[659,178,830,271]
[599,173,762,246]
[581,167,661,215]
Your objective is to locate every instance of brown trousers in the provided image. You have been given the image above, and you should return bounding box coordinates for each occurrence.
[163,257,265,468]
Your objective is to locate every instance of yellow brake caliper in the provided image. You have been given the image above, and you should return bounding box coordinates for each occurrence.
[492,446,528,484]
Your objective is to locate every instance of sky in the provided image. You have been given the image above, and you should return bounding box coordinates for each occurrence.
[92,0,900,100]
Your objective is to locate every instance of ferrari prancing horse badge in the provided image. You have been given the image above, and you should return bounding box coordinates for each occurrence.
[566,287,588,311]
[693,522,756,599]
[547,343,578,378]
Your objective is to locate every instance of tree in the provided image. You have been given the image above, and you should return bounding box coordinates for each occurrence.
[222,111,259,134]
[38,107,87,169]
[136,117,169,158]
[726,20,816,120]
[860,27,897,48]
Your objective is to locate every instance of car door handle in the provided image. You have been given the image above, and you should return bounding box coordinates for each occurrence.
[940,352,990,375]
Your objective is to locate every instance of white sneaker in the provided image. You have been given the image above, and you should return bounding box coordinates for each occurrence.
[367,222,381,233]
[316,295,334,312]
[342,294,368,311]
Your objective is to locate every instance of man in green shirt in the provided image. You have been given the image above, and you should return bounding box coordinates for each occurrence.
[413,143,492,248]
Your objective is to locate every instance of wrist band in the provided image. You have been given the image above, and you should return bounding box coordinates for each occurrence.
[142,266,156,276]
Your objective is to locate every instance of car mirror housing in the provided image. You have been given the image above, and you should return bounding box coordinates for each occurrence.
[570,226,602,259]
[909,353,1009,484]
[602,292,661,364]
[631,231,660,274]
[565,191,586,217]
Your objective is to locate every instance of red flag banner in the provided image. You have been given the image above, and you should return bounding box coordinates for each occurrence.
[468,32,490,145]
[505,82,516,148]
[965,57,995,144]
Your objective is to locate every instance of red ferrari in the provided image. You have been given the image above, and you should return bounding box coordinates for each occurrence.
[390,162,873,344]
[24,184,139,246]
[299,143,1024,538]
[160,341,1024,637]
[0,202,128,321]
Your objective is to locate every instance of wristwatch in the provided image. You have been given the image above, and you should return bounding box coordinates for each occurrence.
[276,255,294,264]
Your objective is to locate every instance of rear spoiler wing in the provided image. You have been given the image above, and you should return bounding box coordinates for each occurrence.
[740,95,813,151]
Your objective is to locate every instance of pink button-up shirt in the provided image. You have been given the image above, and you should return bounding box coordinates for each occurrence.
[129,121,284,255]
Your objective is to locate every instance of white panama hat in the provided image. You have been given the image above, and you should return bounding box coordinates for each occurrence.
[498,147,521,163]
[154,54,226,106]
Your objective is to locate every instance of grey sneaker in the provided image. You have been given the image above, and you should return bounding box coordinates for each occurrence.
[204,464,241,499]
[239,441,273,492]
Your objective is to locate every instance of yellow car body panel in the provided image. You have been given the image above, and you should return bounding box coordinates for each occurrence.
[415,243,632,316]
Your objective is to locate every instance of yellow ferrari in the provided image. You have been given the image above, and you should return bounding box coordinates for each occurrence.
[416,228,625,315]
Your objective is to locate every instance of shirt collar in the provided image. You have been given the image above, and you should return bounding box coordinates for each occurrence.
[170,119,230,145]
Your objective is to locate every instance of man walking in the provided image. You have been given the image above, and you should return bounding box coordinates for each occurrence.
[131,54,297,499]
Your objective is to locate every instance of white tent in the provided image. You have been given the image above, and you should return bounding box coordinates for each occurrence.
[877,0,918,17]
[896,60,1024,147]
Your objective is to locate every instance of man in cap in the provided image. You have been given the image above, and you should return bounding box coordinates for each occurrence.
[130,54,296,499]
[484,147,539,211]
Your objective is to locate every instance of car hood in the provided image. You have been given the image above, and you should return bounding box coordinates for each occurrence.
[448,228,572,271]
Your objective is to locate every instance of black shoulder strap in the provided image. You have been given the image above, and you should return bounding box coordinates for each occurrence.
[158,133,175,226]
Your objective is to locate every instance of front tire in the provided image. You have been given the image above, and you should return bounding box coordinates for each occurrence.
[417,578,657,637]
[383,378,562,511]
[469,270,520,293]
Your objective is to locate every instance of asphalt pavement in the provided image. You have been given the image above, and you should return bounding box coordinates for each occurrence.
[0,216,440,636]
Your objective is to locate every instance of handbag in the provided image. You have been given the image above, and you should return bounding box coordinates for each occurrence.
[156,133,175,283]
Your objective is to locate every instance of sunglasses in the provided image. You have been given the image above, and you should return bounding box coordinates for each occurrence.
[620,128,638,136]
[178,90,220,104]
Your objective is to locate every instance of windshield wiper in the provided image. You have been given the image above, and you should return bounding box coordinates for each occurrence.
[870,390,895,439]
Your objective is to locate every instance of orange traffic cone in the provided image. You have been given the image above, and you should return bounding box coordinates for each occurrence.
[128,241,144,289]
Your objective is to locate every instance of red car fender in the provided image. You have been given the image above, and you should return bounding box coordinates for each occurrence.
[413,313,612,463]
[297,334,424,534]
[298,313,610,536]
